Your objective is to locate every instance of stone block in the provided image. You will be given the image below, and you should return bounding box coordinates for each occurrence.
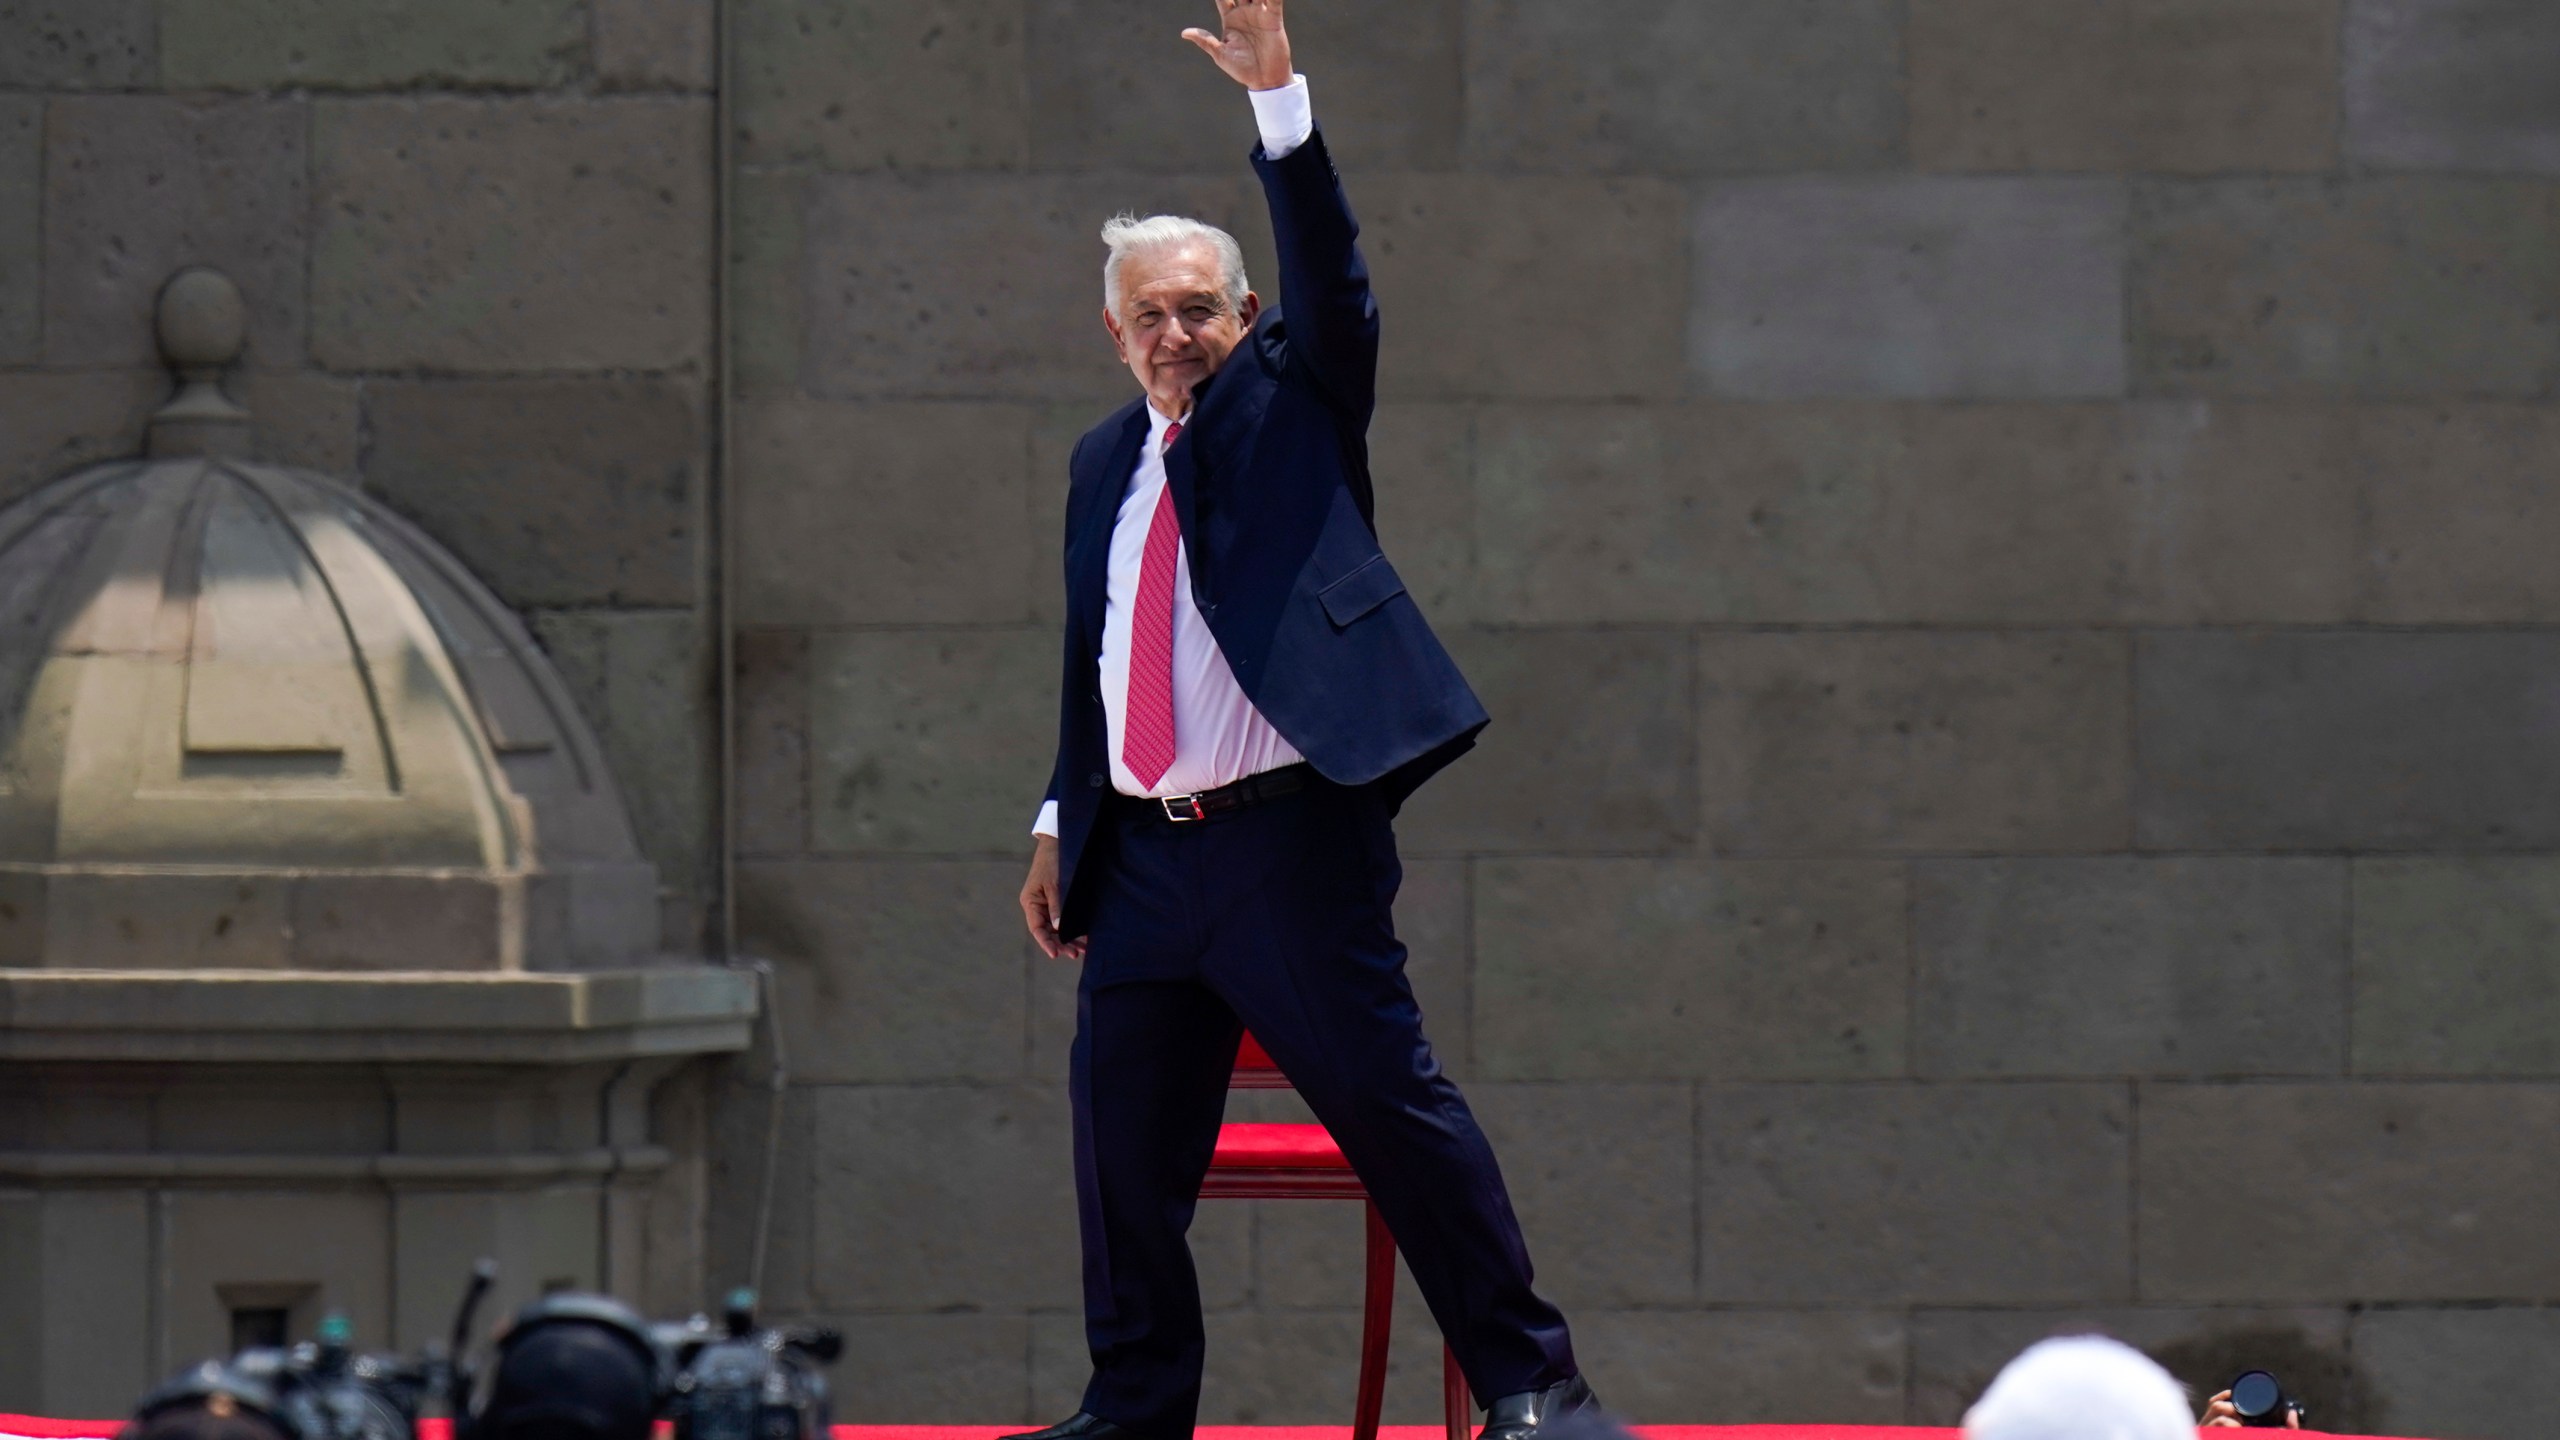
[160,0,584,89]
[807,628,1055,853]
[1395,628,1693,854]
[1477,402,2142,624]
[0,97,34,363]
[1030,0,1461,172]
[1464,0,1901,174]
[235,372,363,475]
[596,0,717,91]
[1199,1311,1366,1422]
[733,0,1027,168]
[366,378,703,608]
[1361,174,1687,401]
[706,1079,816,1313]
[738,400,1036,627]
[1914,858,2348,1078]
[1398,859,1471,1075]
[2130,178,2560,398]
[2346,0,2560,173]
[391,1188,598,1347]
[2359,404,2560,623]
[2138,1081,2560,1300]
[0,1191,151,1416]
[1366,404,1477,626]
[1694,177,2128,400]
[735,629,809,856]
[2122,401,2362,624]
[0,2,152,86]
[288,874,507,971]
[0,372,164,502]
[736,861,1031,1083]
[1698,1082,2132,1304]
[1908,1306,2371,1430]
[1699,631,2132,854]
[808,1313,1031,1422]
[2353,1307,2560,1440]
[801,172,1260,401]
[313,98,713,372]
[44,97,308,368]
[1251,1198,1376,1308]
[2135,631,2560,851]
[527,609,715,939]
[2353,858,2560,1075]
[1026,405,1091,629]
[729,167,805,397]
[808,1083,1081,1310]
[1572,1309,1906,1424]
[1468,1083,1694,1306]
[1879,404,2138,622]
[45,872,293,969]
[1474,858,1907,1081]
[1909,0,2340,172]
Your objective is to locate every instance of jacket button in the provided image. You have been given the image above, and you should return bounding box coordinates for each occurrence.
[1087,773,1106,788]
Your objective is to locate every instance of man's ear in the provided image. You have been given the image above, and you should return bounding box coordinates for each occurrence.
[1102,306,1125,355]
[1238,291,1261,328]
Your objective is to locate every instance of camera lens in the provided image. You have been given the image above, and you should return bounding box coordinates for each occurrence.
[2229,1371,2283,1422]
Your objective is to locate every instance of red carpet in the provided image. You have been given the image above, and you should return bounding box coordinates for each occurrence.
[0,1418,2421,1440]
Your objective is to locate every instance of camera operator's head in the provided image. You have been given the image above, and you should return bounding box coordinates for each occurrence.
[1964,1335,2194,1440]
[476,1299,663,1440]
[127,1398,296,1440]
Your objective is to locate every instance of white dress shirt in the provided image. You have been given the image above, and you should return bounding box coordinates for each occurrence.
[1033,79,1317,839]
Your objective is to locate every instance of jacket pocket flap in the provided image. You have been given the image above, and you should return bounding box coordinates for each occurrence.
[1318,554,1406,627]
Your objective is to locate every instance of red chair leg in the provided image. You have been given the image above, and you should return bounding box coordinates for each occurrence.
[1353,1200,1394,1440]
[1443,1343,1469,1440]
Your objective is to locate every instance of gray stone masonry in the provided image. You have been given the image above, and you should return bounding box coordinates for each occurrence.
[9,0,2560,1431]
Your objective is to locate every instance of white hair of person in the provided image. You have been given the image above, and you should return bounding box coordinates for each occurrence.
[1963,1336,2193,1440]
[1099,213,1249,321]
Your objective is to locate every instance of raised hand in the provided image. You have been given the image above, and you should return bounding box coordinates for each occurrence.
[1181,0,1293,91]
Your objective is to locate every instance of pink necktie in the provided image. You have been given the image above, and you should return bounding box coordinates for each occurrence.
[1122,421,1183,789]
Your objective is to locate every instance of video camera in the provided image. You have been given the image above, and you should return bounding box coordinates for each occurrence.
[125,1264,841,1440]
[125,1312,435,1440]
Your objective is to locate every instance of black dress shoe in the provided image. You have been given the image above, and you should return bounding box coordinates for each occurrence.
[998,1415,1135,1440]
[1479,1375,1601,1440]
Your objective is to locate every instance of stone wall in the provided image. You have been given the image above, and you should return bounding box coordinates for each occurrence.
[724,3,2560,1437]
[0,0,722,949]
[6,1,2558,1436]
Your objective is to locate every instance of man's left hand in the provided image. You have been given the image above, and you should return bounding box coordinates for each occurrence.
[1182,0,1293,91]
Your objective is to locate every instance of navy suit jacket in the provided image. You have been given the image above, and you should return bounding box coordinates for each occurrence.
[1044,127,1487,935]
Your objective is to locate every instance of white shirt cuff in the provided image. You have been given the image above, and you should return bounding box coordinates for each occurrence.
[1033,799,1060,839]
[1250,74,1313,159]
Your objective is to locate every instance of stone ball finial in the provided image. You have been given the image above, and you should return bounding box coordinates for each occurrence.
[149,267,252,458]
[157,267,249,370]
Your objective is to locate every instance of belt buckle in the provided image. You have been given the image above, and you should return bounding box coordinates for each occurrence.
[1160,792,1208,823]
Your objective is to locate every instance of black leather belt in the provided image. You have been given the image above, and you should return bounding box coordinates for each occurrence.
[1142,763,1314,823]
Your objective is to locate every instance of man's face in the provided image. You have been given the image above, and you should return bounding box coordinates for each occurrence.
[1104,241,1259,417]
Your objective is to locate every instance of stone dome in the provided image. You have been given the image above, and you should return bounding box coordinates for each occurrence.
[0,273,658,971]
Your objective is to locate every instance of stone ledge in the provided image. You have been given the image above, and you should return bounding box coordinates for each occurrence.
[0,1144,672,1184]
[0,964,758,1063]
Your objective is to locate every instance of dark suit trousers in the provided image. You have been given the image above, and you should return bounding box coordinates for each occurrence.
[1069,777,1576,1440]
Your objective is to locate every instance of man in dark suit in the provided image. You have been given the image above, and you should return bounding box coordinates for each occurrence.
[1012,5,1590,1440]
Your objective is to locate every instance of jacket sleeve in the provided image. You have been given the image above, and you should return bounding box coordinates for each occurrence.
[1249,126,1378,425]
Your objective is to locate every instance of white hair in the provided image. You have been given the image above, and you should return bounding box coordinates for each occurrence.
[1963,1336,2192,1440]
[1100,213,1249,320]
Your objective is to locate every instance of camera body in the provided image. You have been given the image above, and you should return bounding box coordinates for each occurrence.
[664,1293,842,1440]
[128,1319,431,1440]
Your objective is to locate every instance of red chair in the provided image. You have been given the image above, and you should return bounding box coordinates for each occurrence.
[1201,1031,1470,1440]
